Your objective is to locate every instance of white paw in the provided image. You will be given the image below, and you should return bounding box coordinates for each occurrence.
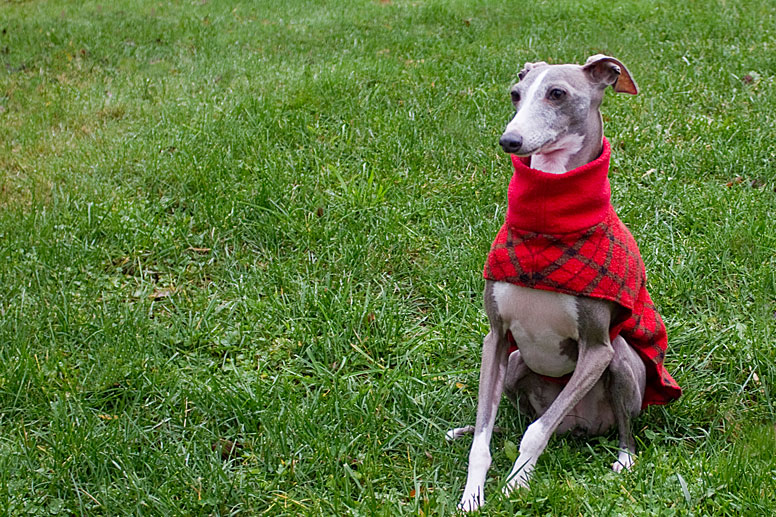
[503,455,534,497]
[502,469,531,497]
[612,451,635,473]
[457,489,483,513]
[446,426,475,442]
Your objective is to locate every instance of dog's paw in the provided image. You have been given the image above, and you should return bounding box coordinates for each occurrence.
[503,452,535,496]
[457,490,484,513]
[611,451,635,473]
[502,470,530,497]
[446,426,474,442]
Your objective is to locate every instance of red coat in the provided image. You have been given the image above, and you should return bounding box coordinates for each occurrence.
[484,138,681,408]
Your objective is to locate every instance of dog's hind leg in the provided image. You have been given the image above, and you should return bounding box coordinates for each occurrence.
[503,348,533,414]
[445,425,475,441]
[608,335,646,472]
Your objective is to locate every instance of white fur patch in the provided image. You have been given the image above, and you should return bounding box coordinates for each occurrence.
[502,421,549,494]
[459,432,492,511]
[612,450,636,473]
[519,420,548,456]
[491,282,579,377]
[519,69,550,114]
[531,133,586,174]
[445,425,474,442]
[503,69,554,152]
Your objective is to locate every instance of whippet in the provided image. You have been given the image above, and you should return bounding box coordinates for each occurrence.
[450,55,681,512]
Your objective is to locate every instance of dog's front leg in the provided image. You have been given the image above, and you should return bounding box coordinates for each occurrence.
[503,340,614,494]
[458,329,510,512]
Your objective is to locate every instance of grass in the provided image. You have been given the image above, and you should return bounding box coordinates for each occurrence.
[1,0,775,514]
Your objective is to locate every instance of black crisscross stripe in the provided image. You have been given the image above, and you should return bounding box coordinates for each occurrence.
[487,219,643,305]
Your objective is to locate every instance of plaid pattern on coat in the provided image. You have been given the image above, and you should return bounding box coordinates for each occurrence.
[484,139,681,408]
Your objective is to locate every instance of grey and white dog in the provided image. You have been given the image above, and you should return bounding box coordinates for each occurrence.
[449,55,645,512]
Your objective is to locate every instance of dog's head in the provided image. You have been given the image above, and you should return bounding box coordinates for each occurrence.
[499,55,638,158]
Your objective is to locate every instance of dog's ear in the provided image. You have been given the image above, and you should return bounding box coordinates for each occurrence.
[583,54,638,95]
[518,61,549,81]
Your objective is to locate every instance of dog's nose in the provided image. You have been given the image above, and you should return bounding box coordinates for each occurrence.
[499,134,522,153]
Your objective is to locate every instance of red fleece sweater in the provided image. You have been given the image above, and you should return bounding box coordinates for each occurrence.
[484,138,681,408]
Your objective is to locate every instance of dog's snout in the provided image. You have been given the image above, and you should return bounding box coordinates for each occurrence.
[499,133,522,153]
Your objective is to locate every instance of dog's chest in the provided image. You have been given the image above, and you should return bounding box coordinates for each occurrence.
[492,282,580,377]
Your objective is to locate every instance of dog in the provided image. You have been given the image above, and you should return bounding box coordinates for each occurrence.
[449,55,682,512]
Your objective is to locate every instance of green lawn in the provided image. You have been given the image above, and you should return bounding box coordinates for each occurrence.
[1,0,775,514]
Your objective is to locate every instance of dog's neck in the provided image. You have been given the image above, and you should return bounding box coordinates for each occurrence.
[530,115,604,174]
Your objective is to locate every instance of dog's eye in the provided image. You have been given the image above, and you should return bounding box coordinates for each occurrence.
[548,88,566,101]
[510,90,521,103]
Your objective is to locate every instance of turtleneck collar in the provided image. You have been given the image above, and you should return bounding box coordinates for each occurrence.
[505,137,611,234]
